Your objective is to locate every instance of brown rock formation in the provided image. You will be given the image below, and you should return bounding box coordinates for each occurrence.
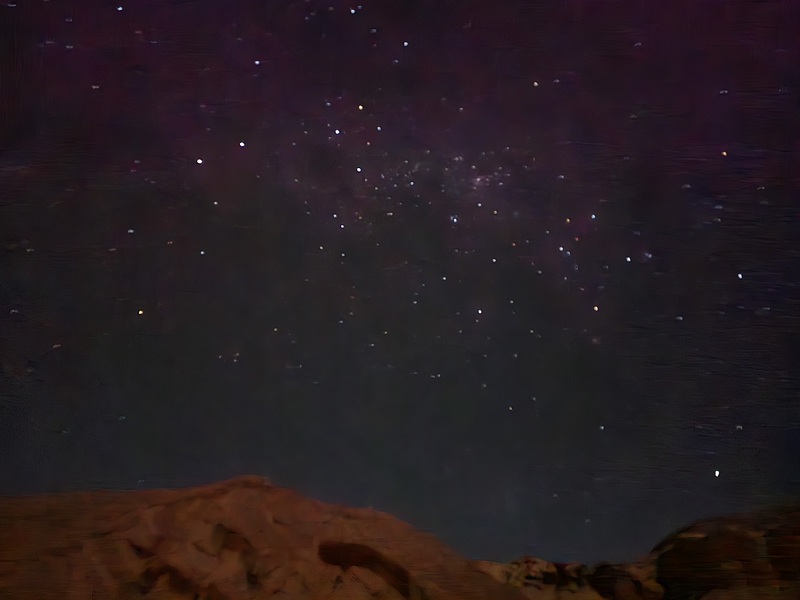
[471,556,662,600]
[0,476,798,600]
[0,476,527,600]
[473,504,800,600]
[650,504,800,600]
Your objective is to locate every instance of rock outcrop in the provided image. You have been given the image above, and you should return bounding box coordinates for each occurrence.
[0,476,797,600]
[471,556,662,600]
[473,504,800,600]
[650,503,800,600]
[0,476,526,600]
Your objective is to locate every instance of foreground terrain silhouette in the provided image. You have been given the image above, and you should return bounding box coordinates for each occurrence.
[0,476,798,599]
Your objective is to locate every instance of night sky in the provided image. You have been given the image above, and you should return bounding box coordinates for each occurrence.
[1,0,799,565]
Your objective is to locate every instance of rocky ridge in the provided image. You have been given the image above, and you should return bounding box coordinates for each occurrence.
[0,476,797,600]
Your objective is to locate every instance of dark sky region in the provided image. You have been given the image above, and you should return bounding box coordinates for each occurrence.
[1,0,799,565]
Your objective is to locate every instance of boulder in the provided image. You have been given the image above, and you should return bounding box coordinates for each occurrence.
[650,504,800,600]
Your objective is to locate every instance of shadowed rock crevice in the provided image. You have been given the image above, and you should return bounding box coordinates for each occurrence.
[318,540,412,599]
